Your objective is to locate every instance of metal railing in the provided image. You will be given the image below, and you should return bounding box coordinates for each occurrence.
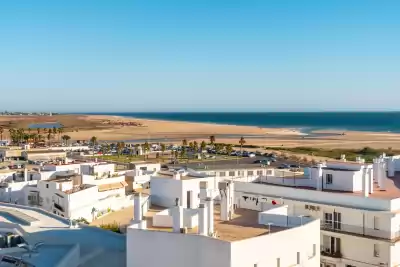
[320,246,342,258]
[321,222,400,241]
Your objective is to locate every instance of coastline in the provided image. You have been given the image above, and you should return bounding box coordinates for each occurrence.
[3,113,400,149]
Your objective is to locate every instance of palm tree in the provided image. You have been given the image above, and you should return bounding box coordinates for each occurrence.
[174,150,179,161]
[239,136,246,153]
[57,127,64,143]
[193,141,199,153]
[36,128,40,135]
[160,143,166,156]
[189,142,194,150]
[214,143,222,154]
[116,142,125,157]
[209,135,216,146]
[182,139,188,147]
[0,127,3,141]
[200,140,207,152]
[90,136,97,146]
[52,126,57,135]
[226,144,233,156]
[47,132,52,146]
[61,135,71,146]
[17,128,25,144]
[179,147,186,160]
[143,142,150,160]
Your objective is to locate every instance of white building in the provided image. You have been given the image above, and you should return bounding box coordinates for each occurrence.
[23,172,129,221]
[232,158,400,267]
[127,180,320,267]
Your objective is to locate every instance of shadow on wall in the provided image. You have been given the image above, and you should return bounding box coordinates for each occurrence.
[19,228,126,267]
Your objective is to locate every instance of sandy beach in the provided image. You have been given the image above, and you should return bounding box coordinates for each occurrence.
[2,114,400,149]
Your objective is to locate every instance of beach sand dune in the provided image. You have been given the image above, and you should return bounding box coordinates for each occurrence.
[2,114,400,149]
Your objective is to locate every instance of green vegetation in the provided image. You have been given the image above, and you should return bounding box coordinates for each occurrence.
[75,217,89,224]
[99,221,121,233]
[93,154,143,163]
[265,146,398,163]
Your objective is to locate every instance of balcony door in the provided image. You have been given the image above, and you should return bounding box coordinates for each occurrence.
[324,211,341,230]
[323,235,341,255]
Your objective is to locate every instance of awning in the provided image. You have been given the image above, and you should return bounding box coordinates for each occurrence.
[98,181,127,192]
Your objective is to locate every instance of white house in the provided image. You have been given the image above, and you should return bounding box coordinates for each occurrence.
[127,180,320,267]
[23,172,130,221]
[232,158,400,267]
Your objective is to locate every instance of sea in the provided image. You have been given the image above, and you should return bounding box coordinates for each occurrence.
[82,112,400,134]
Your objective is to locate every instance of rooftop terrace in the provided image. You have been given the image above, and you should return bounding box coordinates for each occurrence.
[255,173,400,200]
[143,205,286,242]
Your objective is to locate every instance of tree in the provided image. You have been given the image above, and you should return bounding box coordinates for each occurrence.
[57,127,64,143]
[214,143,222,154]
[116,142,125,157]
[179,147,186,160]
[143,142,150,159]
[226,144,233,156]
[182,139,188,147]
[239,136,246,152]
[36,128,40,135]
[200,140,207,152]
[0,127,3,141]
[160,143,166,156]
[52,127,57,135]
[47,132,52,146]
[209,135,216,146]
[61,135,71,146]
[189,142,194,151]
[174,150,179,161]
[90,136,97,146]
[193,141,199,152]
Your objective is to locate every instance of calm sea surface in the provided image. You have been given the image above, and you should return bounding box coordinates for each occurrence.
[81,112,400,133]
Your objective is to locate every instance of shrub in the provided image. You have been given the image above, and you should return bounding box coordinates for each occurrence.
[99,221,121,233]
[75,217,89,224]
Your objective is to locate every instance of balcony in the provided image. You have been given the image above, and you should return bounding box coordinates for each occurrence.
[321,248,342,259]
[53,203,65,212]
[321,222,400,242]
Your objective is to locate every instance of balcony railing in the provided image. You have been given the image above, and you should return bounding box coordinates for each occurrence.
[321,222,400,241]
[320,247,342,258]
[53,203,65,212]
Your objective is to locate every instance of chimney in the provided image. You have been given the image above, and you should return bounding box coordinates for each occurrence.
[388,157,395,178]
[316,164,323,191]
[173,172,181,180]
[172,198,183,233]
[379,160,386,191]
[362,166,369,197]
[199,181,208,204]
[368,168,374,194]
[24,168,28,182]
[187,190,196,209]
[134,193,142,222]
[219,182,229,221]
[205,197,214,236]
[373,158,379,183]
[198,203,207,236]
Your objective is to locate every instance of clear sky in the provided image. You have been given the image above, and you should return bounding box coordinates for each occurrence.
[1,0,399,112]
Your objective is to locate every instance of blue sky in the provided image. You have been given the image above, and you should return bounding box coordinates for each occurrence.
[1,0,399,112]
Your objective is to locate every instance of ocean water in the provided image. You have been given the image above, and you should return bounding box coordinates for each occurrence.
[83,112,400,133]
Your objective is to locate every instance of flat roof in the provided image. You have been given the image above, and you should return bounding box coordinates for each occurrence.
[255,173,400,200]
[1,244,75,267]
[98,181,128,192]
[143,205,286,242]
[64,184,95,194]
[25,150,66,154]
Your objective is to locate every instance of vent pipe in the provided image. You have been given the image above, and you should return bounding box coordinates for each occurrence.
[316,164,323,191]
[362,166,369,197]
[134,192,142,222]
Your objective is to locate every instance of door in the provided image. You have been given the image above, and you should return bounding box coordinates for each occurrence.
[324,212,333,228]
[373,216,379,230]
[334,212,342,230]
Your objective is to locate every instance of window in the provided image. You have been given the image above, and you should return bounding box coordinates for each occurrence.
[238,171,245,177]
[326,174,333,184]
[313,244,316,256]
[323,235,341,255]
[257,170,263,175]
[46,184,49,189]
[219,172,226,177]
[374,244,380,257]
[276,258,280,267]
[248,171,254,176]
[266,169,273,175]
[297,252,300,264]
[374,216,380,230]
[228,171,235,176]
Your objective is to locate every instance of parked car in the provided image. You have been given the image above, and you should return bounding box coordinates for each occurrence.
[277,164,290,169]
[248,153,256,158]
